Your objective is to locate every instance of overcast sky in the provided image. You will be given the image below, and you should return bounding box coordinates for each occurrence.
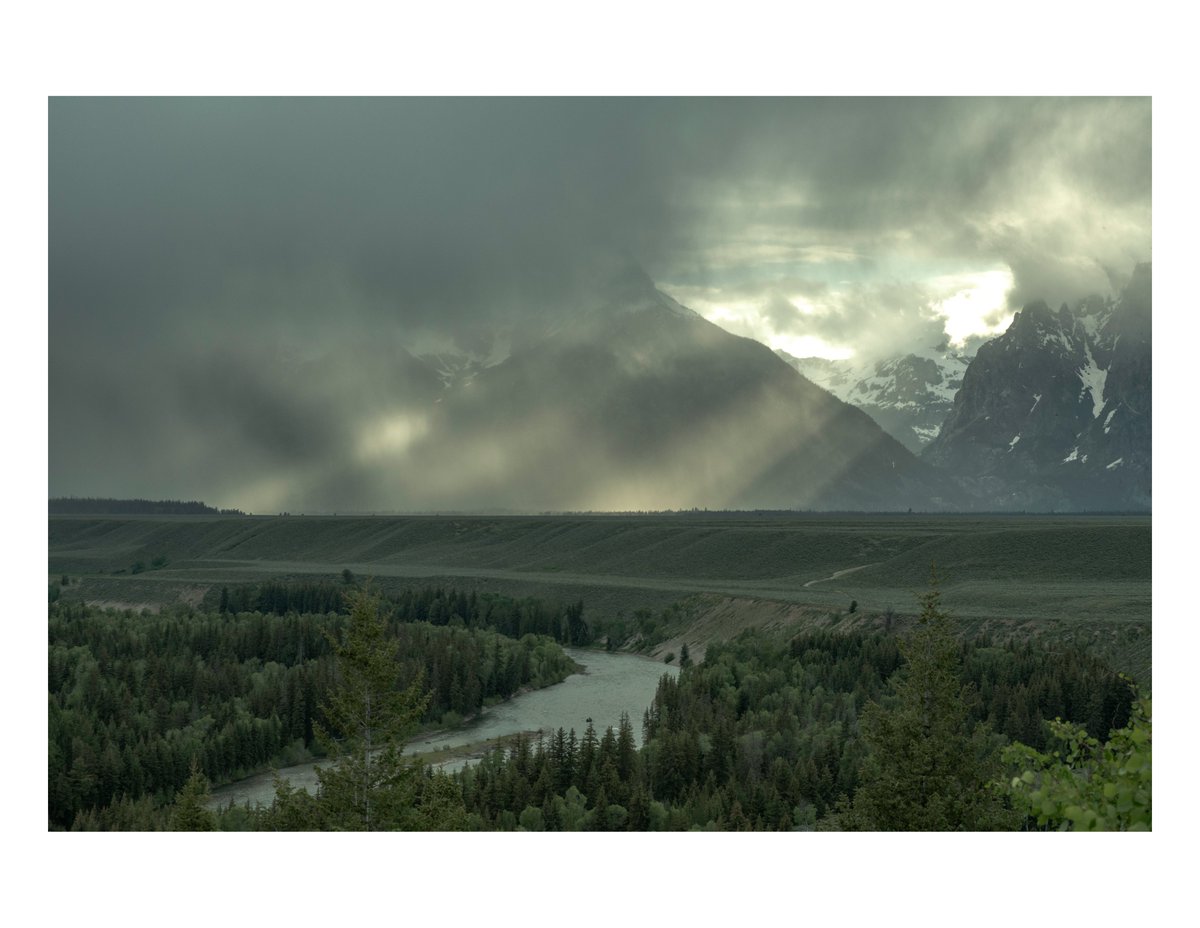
[49,97,1151,508]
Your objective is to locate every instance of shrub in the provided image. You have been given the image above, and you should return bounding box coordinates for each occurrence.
[1001,685,1151,831]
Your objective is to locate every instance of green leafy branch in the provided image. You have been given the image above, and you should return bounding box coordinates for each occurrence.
[1000,681,1150,831]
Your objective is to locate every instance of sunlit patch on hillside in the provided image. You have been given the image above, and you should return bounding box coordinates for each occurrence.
[576,380,858,511]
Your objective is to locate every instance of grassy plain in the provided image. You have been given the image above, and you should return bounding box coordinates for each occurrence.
[49,512,1152,681]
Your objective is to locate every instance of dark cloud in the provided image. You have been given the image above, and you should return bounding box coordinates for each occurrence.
[50,98,1150,336]
[48,97,1150,508]
[51,97,719,342]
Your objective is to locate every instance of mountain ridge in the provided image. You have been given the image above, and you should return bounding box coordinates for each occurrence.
[390,269,966,513]
[923,263,1151,510]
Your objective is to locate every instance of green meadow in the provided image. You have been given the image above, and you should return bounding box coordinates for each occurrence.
[50,512,1151,679]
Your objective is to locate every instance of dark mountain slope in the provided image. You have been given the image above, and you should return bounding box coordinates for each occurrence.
[398,268,965,511]
[923,264,1150,510]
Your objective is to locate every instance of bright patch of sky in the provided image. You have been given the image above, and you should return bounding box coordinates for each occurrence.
[665,264,1016,362]
[772,334,856,361]
[670,288,854,360]
[929,269,1015,347]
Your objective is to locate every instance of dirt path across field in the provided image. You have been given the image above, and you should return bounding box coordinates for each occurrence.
[803,563,879,588]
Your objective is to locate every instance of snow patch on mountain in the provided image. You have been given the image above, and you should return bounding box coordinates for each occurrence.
[775,346,972,453]
[921,266,1149,511]
[1078,342,1107,417]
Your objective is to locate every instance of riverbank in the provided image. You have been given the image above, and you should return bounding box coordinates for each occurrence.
[209,646,676,809]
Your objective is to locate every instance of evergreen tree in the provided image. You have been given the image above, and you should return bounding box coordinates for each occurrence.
[170,760,216,831]
[311,589,430,830]
[842,570,1015,831]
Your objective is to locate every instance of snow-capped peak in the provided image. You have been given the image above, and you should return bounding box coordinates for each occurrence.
[776,347,973,453]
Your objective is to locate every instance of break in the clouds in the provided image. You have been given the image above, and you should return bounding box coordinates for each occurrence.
[651,98,1150,359]
[49,97,1150,510]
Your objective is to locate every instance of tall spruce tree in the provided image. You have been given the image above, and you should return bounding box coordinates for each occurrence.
[170,760,216,831]
[842,569,1015,831]
[311,589,430,830]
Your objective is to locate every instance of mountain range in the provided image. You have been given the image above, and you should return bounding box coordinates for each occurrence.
[780,264,1151,510]
[254,262,1149,513]
[389,267,963,512]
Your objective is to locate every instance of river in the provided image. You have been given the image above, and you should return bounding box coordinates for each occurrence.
[208,647,678,809]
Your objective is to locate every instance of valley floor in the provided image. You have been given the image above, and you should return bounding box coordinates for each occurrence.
[49,512,1152,682]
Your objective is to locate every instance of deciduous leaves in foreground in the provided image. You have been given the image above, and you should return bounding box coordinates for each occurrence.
[1001,685,1151,831]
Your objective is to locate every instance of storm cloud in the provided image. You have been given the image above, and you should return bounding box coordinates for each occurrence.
[48,97,1151,509]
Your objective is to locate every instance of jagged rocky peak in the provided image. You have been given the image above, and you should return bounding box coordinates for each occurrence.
[922,264,1150,511]
[1000,300,1079,359]
[855,353,953,403]
[1011,299,1055,330]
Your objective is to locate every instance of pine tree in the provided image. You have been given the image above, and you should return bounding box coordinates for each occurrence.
[616,712,638,781]
[843,569,1016,831]
[310,589,430,830]
[170,759,216,831]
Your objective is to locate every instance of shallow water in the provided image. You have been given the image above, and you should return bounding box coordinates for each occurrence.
[411,648,676,753]
[209,648,677,809]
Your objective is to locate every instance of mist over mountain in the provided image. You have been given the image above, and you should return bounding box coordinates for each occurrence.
[258,266,960,513]
[774,265,1151,511]
[48,99,1150,513]
[411,267,963,511]
[923,263,1151,510]
[51,257,1150,514]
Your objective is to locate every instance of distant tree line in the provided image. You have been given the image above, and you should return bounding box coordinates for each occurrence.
[49,497,245,515]
[216,582,591,646]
